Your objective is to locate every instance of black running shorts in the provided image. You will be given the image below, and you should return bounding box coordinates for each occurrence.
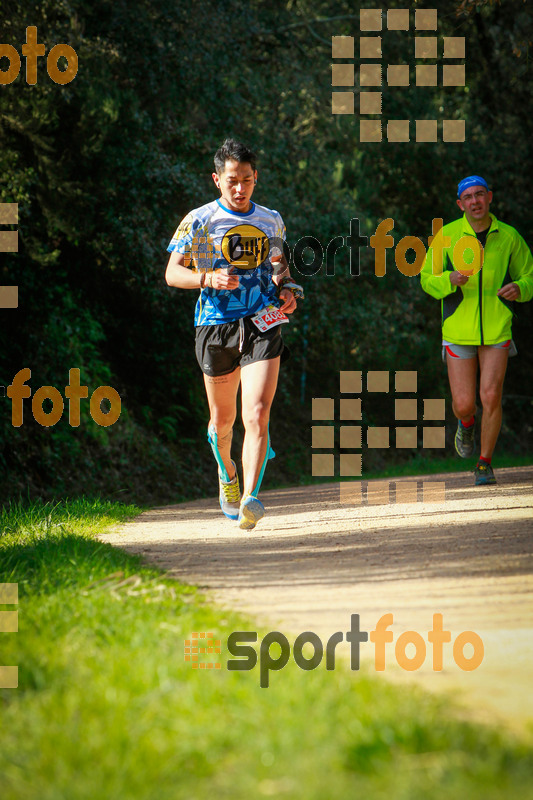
[195,316,289,377]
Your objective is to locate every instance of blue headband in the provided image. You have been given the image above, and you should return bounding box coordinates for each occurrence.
[457,175,489,198]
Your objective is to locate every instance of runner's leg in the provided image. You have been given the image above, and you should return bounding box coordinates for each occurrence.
[204,369,241,480]
[240,357,280,496]
[446,353,478,422]
[478,346,509,459]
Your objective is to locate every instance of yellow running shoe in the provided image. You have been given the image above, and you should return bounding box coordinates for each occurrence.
[219,461,241,520]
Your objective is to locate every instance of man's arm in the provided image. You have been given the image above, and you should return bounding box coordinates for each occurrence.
[501,232,533,303]
[165,251,201,289]
[270,255,298,314]
[420,239,457,299]
[270,254,291,286]
[165,251,239,291]
[267,214,298,313]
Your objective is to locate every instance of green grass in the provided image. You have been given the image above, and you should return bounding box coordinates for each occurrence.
[1,498,532,800]
[359,451,533,480]
[288,452,533,489]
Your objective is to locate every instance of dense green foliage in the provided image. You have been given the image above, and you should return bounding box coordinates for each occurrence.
[1,499,533,799]
[1,0,532,502]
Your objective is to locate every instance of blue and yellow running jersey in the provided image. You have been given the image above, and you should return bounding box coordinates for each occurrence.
[167,199,286,326]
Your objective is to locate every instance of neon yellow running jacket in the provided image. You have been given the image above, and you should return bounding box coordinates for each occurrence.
[421,213,533,344]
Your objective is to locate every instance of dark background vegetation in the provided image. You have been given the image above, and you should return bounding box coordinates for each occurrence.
[1,0,532,504]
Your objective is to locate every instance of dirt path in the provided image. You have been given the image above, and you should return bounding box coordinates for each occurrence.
[102,466,533,732]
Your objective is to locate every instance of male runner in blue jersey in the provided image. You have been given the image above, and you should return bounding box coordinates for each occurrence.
[165,139,302,529]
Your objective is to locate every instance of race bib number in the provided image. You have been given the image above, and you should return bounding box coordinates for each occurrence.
[250,304,289,332]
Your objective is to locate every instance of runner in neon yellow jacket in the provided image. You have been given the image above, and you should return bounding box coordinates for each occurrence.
[421,175,533,486]
[421,211,533,344]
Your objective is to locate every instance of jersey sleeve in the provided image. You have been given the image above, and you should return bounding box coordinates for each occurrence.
[276,211,286,242]
[167,213,214,272]
[267,210,287,262]
[167,213,195,254]
[510,231,533,303]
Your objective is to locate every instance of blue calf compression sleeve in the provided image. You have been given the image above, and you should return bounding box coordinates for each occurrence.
[252,426,276,497]
[207,424,230,482]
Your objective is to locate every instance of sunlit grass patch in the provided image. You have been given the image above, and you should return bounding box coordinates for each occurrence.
[0,499,532,800]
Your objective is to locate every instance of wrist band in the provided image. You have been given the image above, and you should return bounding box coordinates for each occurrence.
[278,276,293,291]
[200,272,207,289]
[278,277,304,300]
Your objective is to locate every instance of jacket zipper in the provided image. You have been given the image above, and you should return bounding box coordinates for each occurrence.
[478,261,483,345]
[476,228,493,346]
[463,231,485,345]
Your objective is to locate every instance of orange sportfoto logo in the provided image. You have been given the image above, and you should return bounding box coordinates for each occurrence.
[0,26,78,85]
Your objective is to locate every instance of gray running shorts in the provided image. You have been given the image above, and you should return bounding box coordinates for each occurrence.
[442,340,518,362]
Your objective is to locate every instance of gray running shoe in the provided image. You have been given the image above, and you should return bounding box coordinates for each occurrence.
[455,419,475,458]
[474,462,496,486]
[238,494,265,531]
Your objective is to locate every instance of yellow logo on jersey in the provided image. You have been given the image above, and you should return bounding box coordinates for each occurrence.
[221,225,270,270]
[176,214,193,235]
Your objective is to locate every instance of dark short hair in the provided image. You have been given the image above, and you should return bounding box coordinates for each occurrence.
[214,138,257,174]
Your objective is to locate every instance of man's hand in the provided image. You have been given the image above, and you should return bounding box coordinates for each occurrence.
[279,289,297,314]
[450,271,470,286]
[211,267,240,291]
[271,256,288,278]
[497,282,521,301]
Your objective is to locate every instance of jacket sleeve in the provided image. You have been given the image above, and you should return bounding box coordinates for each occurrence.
[420,229,456,300]
[510,233,533,303]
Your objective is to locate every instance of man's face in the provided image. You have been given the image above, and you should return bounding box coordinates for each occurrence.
[457,185,493,227]
[212,159,257,213]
